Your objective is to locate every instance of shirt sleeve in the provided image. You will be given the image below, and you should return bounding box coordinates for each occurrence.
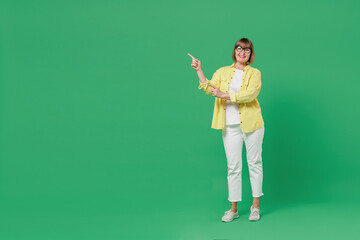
[198,68,221,96]
[229,70,262,103]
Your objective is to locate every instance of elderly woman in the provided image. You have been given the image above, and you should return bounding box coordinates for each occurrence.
[188,38,265,222]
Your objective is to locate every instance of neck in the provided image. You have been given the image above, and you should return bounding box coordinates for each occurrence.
[235,61,248,70]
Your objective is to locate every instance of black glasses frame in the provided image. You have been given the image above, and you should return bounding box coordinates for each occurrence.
[235,45,252,53]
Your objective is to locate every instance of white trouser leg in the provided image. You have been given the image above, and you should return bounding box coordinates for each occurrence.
[244,126,265,198]
[222,124,244,202]
[222,124,265,202]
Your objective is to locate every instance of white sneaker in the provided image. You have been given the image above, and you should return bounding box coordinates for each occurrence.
[249,206,260,221]
[221,210,239,222]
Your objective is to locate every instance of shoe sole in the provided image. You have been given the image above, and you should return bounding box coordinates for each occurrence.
[222,215,239,222]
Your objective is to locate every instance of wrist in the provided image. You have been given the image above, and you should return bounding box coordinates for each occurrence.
[223,92,230,100]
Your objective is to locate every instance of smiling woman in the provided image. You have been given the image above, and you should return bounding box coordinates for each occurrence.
[232,39,255,65]
[188,37,265,223]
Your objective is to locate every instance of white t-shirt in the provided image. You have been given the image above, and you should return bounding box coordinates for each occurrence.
[226,69,244,125]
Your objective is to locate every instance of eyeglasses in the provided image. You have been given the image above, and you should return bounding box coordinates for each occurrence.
[235,46,251,54]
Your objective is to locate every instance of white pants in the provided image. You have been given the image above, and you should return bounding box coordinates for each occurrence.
[222,124,265,202]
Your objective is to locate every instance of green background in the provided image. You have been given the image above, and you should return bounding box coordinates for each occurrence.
[1,0,360,239]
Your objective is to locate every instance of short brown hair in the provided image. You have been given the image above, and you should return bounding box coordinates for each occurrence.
[232,38,255,65]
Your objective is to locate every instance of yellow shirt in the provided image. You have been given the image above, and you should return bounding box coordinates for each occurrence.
[198,62,264,133]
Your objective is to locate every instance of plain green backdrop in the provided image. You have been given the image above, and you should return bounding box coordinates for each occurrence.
[1,0,360,239]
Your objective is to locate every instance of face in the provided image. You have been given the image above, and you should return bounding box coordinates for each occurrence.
[235,45,251,64]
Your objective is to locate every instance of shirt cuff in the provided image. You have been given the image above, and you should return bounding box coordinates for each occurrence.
[198,79,210,89]
[229,92,237,103]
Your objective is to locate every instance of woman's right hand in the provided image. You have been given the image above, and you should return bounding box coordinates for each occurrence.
[188,53,201,71]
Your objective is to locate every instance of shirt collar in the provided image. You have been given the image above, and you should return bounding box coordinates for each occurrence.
[230,62,251,71]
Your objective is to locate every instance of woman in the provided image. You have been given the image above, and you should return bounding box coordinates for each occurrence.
[188,38,265,222]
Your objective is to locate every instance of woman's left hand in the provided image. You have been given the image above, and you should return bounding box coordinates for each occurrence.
[209,83,227,99]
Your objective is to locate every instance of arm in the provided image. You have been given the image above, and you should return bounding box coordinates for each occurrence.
[229,70,262,103]
[198,68,221,96]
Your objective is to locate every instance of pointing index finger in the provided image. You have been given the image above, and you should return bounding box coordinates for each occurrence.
[188,53,196,59]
